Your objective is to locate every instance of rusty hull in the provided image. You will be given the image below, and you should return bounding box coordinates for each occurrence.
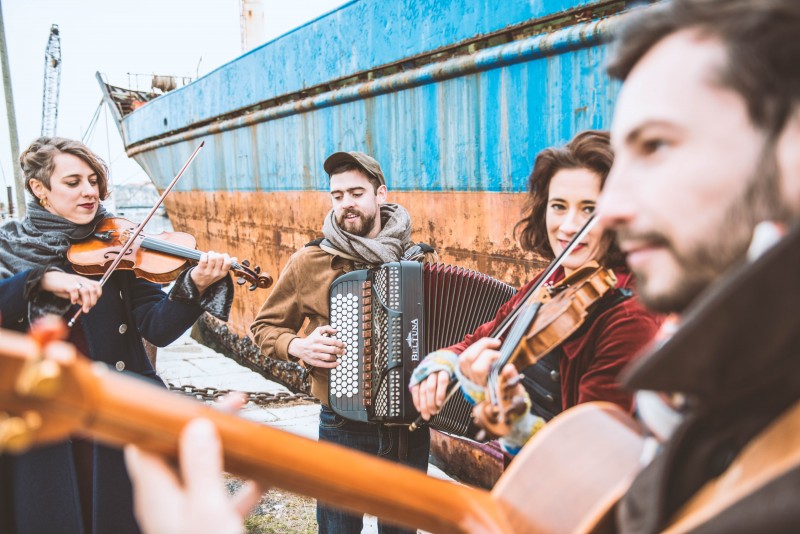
[166,190,544,340]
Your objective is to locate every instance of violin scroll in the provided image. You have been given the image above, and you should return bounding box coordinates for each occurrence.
[233,259,273,291]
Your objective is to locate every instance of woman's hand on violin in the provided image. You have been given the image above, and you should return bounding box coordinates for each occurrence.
[497,363,528,415]
[40,271,102,313]
[190,251,234,295]
[458,337,502,388]
[411,370,452,421]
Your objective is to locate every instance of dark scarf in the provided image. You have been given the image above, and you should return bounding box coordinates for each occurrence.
[321,203,412,267]
[0,200,110,279]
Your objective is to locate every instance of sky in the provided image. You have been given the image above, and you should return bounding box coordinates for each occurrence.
[0,0,348,209]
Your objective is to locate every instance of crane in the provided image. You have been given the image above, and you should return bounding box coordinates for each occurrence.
[41,24,61,137]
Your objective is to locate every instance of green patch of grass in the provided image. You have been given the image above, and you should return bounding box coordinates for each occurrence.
[226,477,317,533]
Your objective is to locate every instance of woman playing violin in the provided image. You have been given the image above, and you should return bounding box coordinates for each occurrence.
[409,130,662,455]
[0,137,235,534]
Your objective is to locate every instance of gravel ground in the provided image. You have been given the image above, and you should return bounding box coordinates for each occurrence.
[227,478,316,533]
[227,477,383,533]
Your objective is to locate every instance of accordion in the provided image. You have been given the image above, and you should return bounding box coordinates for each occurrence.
[328,261,516,430]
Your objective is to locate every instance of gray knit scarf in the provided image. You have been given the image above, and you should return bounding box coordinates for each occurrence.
[322,203,412,267]
[0,200,110,279]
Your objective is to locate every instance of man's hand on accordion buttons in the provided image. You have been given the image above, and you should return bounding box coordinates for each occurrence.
[287,325,345,368]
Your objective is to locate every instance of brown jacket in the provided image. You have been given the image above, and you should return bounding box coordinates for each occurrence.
[250,245,358,405]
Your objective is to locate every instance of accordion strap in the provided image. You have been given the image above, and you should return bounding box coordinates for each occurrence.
[318,239,436,264]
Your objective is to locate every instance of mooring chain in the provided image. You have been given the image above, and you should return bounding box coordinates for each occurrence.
[166,383,319,406]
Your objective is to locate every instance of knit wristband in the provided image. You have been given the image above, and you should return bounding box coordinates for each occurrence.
[499,412,546,456]
[408,349,459,389]
[453,362,487,405]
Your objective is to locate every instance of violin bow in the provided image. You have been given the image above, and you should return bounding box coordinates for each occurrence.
[67,141,205,328]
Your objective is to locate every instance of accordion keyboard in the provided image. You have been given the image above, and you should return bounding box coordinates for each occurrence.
[329,275,372,422]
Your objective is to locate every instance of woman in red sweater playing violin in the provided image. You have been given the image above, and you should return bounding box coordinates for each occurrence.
[409,130,662,454]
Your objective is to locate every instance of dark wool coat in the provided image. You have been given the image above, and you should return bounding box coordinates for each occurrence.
[617,225,800,533]
[448,266,662,413]
[0,267,208,534]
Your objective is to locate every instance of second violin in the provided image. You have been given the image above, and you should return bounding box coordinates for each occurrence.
[67,217,272,290]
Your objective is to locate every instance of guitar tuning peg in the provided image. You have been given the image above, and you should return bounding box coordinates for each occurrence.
[16,315,67,398]
[15,359,63,399]
[0,411,42,454]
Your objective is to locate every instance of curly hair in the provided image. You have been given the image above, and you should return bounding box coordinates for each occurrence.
[514,130,625,268]
[20,137,110,200]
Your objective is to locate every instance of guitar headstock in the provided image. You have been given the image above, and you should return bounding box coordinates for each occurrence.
[233,259,273,291]
[0,319,93,453]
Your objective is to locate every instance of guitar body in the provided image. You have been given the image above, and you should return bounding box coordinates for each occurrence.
[492,402,646,534]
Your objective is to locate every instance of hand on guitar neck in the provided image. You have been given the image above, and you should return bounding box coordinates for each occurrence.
[0,319,516,533]
[125,418,261,534]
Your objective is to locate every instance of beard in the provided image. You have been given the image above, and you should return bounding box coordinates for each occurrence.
[625,150,790,314]
[336,208,378,237]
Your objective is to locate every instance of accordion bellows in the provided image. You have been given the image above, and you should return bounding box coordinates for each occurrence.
[329,261,516,429]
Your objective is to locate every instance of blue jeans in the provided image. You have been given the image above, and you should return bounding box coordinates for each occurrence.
[317,405,430,534]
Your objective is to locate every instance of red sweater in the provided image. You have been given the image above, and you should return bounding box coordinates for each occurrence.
[448,267,662,413]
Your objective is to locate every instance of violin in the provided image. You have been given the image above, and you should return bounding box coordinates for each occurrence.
[409,216,603,433]
[473,262,618,439]
[67,217,273,290]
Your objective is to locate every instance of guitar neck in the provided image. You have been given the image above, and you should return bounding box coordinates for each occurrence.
[0,330,511,534]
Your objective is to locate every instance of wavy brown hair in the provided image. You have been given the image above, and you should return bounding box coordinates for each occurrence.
[20,137,110,200]
[514,130,625,268]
